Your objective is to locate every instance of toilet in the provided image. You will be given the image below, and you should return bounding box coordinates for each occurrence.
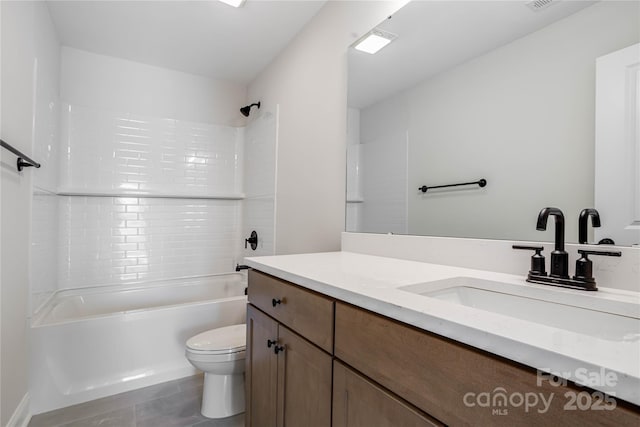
[185,324,246,419]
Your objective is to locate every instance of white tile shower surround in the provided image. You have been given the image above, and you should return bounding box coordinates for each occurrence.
[59,103,243,196]
[57,196,242,289]
[29,102,250,296]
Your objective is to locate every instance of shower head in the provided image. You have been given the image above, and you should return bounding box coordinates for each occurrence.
[240,102,261,117]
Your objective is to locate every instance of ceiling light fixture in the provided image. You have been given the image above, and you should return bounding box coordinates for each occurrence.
[353,29,397,55]
[219,0,246,8]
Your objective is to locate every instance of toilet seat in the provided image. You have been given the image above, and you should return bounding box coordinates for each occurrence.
[186,324,246,357]
[185,347,245,363]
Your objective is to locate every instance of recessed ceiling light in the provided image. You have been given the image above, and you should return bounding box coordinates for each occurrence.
[353,29,397,55]
[219,0,246,8]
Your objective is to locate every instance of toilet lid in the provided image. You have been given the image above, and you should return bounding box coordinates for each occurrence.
[186,324,246,354]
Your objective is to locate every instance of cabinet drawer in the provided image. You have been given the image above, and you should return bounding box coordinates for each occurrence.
[248,270,334,353]
[335,302,640,426]
[333,361,442,427]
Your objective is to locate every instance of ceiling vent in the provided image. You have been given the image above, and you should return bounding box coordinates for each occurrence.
[526,0,558,12]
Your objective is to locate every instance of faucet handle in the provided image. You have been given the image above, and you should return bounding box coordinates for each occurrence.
[577,249,622,257]
[245,230,258,250]
[512,245,547,276]
[573,249,622,283]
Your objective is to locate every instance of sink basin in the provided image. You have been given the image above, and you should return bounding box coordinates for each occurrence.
[399,277,640,342]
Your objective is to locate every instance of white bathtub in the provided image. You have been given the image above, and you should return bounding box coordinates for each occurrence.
[29,274,247,414]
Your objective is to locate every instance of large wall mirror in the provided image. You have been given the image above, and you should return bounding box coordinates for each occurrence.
[346,0,640,246]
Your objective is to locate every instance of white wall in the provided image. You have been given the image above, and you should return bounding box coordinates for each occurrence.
[360,1,640,243]
[248,1,407,255]
[1,1,60,424]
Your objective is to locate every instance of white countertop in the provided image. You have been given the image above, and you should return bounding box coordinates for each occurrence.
[245,251,640,406]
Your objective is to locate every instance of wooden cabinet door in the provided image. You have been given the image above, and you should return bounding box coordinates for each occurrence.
[276,324,332,427]
[246,305,278,427]
[333,361,443,427]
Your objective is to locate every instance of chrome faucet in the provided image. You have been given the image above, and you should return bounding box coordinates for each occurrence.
[536,207,569,279]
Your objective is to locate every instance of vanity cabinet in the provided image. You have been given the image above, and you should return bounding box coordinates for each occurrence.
[247,270,640,426]
[335,301,640,426]
[246,271,333,427]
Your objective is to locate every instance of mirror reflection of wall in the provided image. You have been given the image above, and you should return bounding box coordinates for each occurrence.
[346,0,640,245]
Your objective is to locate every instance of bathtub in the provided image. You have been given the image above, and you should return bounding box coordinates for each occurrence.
[29,273,247,414]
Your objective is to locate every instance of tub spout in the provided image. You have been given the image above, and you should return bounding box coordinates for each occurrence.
[235,264,250,272]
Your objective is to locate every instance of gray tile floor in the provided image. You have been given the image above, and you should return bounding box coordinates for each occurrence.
[28,375,244,427]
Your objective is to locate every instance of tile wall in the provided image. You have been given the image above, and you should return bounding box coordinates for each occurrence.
[59,103,243,196]
[58,197,241,289]
[31,105,246,303]
[54,105,244,290]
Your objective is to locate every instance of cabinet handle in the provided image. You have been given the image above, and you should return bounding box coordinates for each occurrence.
[267,339,277,348]
[272,298,282,307]
[274,345,285,354]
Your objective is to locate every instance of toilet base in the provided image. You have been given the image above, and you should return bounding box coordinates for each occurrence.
[201,372,245,419]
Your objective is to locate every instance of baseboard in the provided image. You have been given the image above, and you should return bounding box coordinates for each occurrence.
[6,393,31,427]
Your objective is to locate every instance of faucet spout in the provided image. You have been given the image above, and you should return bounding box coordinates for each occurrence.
[536,207,569,278]
[536,207,565,252]
[578,208,601,244]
